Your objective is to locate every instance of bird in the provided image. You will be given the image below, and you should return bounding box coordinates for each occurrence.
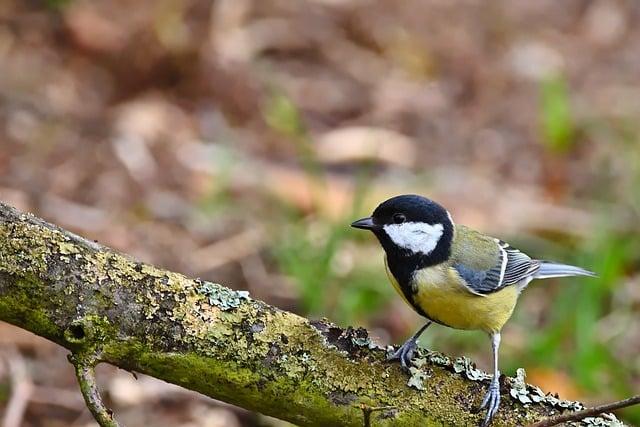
[351,194,596,427]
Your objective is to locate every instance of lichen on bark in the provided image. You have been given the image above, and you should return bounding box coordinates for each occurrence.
[0,203,623,426]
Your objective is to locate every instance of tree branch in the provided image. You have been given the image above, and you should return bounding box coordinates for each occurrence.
[0,202,624,426]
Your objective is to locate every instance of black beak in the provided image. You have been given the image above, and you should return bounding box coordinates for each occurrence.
[351,217,376,230]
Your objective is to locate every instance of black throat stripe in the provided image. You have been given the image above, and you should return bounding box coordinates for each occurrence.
[386,254,429,318]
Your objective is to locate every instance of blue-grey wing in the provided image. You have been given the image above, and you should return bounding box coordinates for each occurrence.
[454,241,540,295]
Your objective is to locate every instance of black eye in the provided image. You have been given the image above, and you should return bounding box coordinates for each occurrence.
[392,213,406,224]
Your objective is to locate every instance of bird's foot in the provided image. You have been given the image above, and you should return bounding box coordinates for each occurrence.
[479,374,501,427]
[386,339,417,372]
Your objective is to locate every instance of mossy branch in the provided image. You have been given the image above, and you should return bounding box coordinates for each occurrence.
[0,202,624,426]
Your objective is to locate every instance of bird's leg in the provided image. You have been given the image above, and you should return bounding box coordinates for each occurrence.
[387,321,432,371]
[480,332,501,427]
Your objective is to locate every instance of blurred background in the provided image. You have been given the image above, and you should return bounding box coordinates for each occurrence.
[1,0,639,426]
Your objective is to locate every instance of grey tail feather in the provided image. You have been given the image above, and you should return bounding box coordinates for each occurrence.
[534,261,598,279]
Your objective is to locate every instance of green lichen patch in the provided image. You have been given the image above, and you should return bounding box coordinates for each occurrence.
[424,350,452,366]
[195,280,250,310]
[407,366,429,391]
[579,414,625,426]
[506,369,624,426]
[452,356,491,381]
[407,347,490,383]
[509,368,535,404]
[0,223,51,276]
[507,367,583,410]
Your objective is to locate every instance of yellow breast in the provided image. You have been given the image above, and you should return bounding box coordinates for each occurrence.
[386,260,518,333]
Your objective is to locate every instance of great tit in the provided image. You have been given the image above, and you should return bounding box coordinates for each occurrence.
[351,194,596,427]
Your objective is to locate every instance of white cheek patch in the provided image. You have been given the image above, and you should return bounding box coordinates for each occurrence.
[383,222,444,255]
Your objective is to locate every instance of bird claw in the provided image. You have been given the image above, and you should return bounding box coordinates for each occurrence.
[479,377,501,427]
[386,339,417,372]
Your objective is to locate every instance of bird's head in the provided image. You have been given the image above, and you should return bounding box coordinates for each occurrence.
[351,194,454,265]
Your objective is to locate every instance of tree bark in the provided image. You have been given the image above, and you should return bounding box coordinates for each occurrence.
[0,202,621,426]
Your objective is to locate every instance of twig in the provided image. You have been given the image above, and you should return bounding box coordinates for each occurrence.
[68,354,123,427]
[528,395,640,427]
